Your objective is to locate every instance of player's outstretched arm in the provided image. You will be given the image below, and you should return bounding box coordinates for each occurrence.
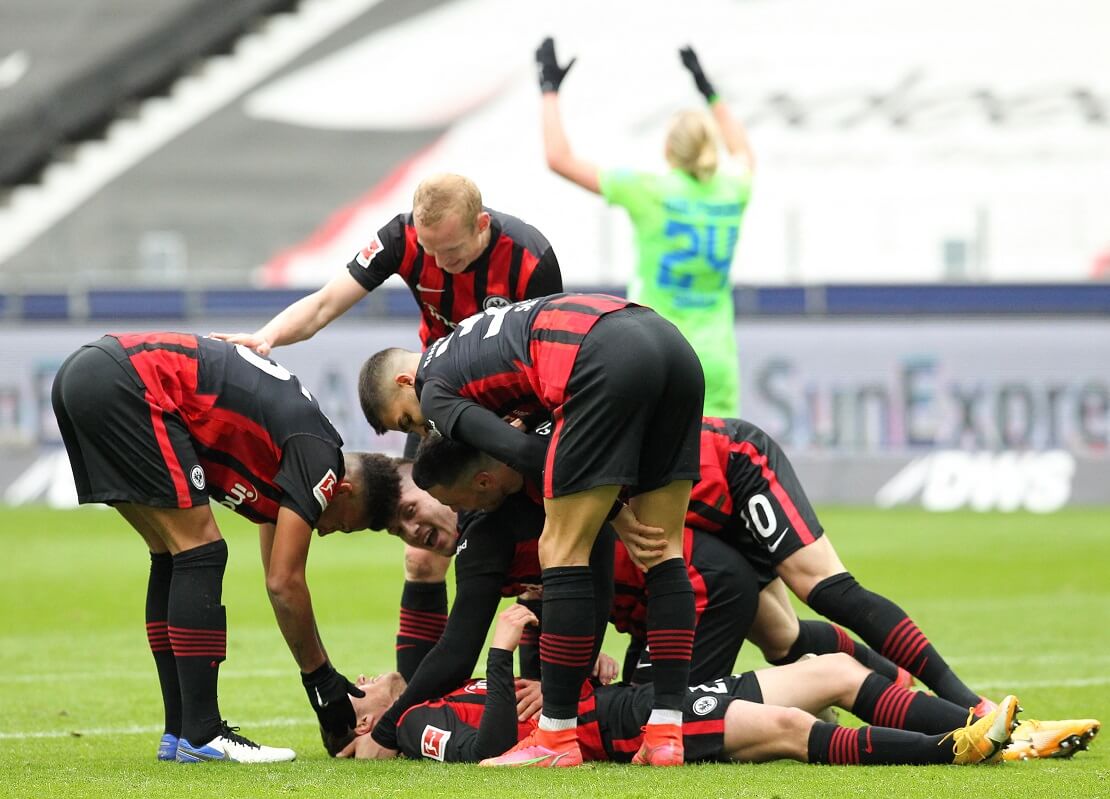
[261,510,364,734]
[210,269,368,356]
[536,36,601,194]
[679,45,755,171]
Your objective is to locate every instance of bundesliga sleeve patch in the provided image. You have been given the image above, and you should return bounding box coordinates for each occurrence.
[420,725,451,761]
[312,469,338,511]
[355,236,384,268]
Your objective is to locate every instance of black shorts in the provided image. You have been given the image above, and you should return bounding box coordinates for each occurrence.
[545,307,704,496]
[625,531,761,685]
[51,339,208,508]
[723,420,825,585]
[601,671,763,763]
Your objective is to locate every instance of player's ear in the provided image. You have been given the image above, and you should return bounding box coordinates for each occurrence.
[475,211,491,233]
[395,372,415,388]
[354,711,374,736]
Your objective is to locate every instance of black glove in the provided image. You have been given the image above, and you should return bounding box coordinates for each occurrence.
[301,662,364,735]
[536,37,576,93]
[679,45,717,102]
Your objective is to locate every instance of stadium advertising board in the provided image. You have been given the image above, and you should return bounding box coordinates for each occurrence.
[0,317,1106,510]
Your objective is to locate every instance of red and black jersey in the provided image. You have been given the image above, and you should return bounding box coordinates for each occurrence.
[346,209,563,349]
[396,649,608,763]
[100,333,344,526]
[416,293,633,440]
[686,416,823,567]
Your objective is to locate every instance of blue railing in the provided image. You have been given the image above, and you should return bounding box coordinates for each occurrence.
[2,283,1108,321]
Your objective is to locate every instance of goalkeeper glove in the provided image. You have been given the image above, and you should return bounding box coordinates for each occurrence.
[679,45,717,103]
[536,37,576,93]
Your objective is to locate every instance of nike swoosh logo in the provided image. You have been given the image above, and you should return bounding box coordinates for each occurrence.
[315,687,328,708]
[766,528,790,553]
[415,284,446,293]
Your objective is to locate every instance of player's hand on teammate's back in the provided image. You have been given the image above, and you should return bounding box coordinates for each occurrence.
[679,45,717,102]
[612,505,668,571]
[492,604,539,651]
[207,331,272,357]
[514,678,542,721]
[536,37,576,93]
[302,662,365,735]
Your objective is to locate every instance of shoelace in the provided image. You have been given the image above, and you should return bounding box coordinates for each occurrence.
[938,708,979,754]
[219,721,261,749]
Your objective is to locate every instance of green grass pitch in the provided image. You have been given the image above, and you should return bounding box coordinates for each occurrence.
[1,504,1107,798]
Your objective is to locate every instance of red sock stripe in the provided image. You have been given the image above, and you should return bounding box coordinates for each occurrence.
[833,625,855,656]
[398,610,447,641]
[146,621,171,652]
[873,683,915,729]
[520,628,539,645]
[646,629,695,660]
[882,618,930,668]
[540,633,594,667]
[828,726,861,765]
[168,626,226,658]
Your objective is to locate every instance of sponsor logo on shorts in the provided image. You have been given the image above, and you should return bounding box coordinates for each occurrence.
[420,725,451,761]
[313,469,338,511]
[463,680,487,694]
[355,237,382,267]
[189,465,206,490]
[219,481,258,511]
[533,420,553,437]
[483,295,510,309]
[692,696,718,716]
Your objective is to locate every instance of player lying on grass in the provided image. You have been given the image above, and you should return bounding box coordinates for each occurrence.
[51,333,377,764]
[331,605,1022,767]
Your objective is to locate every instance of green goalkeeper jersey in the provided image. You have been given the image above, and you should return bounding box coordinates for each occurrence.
[599,165,752,416]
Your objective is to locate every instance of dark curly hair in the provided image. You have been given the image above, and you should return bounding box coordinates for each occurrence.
[411,432,488,490]
[348,452,404,531]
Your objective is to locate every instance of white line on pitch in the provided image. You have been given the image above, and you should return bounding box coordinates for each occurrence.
[0,717,305,740]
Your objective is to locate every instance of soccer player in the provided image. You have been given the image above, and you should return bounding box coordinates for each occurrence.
[334,605,1023,767]
[691,416,992,713]
[537,38,753,417]
[51,333,376,763]
[359,293,705,766]
[412,426,909,689]
[211,173,561,361]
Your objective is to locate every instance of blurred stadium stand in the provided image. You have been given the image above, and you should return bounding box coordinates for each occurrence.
[0,0,1107,290]
[0,0,299,187]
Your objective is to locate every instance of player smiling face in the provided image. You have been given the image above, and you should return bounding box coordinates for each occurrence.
[414,209,491,274]
[386,473,459,556]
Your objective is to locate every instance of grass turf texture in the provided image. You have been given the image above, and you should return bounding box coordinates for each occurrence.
[1,505,1107,798]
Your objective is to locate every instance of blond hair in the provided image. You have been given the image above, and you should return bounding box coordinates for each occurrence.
[665,110,719,182]
[412,173,483,229]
